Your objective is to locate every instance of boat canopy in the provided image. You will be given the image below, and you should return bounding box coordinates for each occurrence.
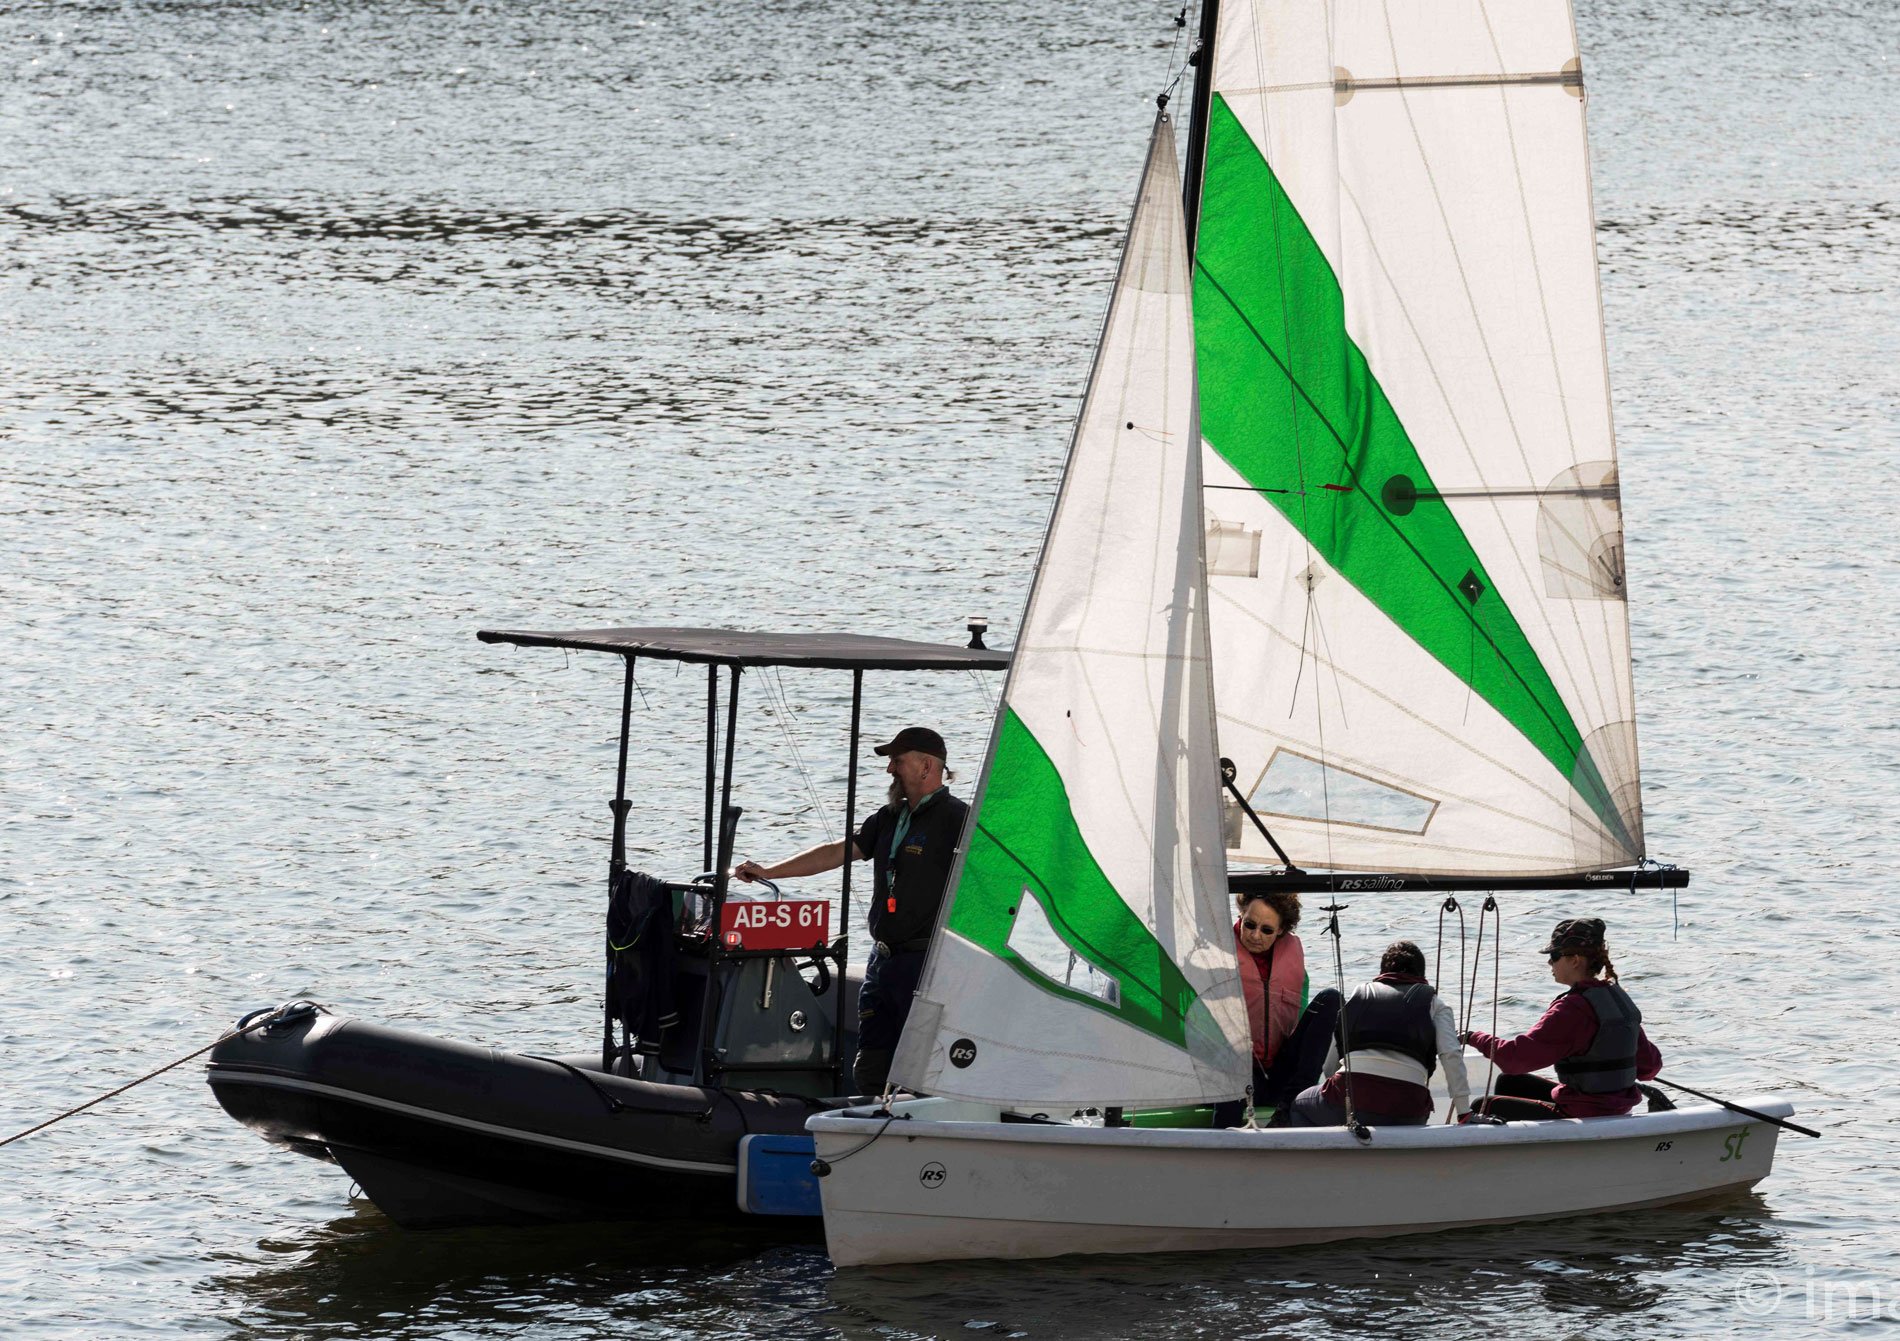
[476,626,1010,672]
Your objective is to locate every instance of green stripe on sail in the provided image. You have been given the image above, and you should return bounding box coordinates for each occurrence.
[947,708,1203,1048]
[1194,94,1632,852]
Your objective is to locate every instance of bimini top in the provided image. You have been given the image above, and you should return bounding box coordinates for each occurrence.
[476,625,1010,672]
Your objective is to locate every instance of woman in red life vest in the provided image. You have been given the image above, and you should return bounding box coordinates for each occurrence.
[1462,917,1664,1121]
[1222,891,1340,1124]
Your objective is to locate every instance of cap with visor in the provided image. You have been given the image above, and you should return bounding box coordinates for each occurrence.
[872,726,947,761]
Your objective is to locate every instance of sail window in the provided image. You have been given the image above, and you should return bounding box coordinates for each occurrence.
[1005,887,1121,1008]
[1248,750,1438,835]
[1207,518,1261,578]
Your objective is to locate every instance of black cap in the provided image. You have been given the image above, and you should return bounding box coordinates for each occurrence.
[873,726,947,761]
[1540,917,1607,956]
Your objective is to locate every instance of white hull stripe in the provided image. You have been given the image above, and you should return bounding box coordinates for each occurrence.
[209,1070,736,1175]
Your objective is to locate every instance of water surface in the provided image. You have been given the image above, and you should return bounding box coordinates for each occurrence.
[3,1,1897,1336]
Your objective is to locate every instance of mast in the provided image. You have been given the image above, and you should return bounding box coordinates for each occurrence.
[1181,0,1221,253]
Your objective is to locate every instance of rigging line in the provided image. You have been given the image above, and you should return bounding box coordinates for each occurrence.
[1323,901,1369,1139]
[1198,266,1607,775]
[1360,11,1623,739]
[1,1001,321,1148]
[783,668,835,842]
[769,667,834,843]
[1307,590,1350,731]
[1157,2,1190,103]
[1481,894,1501,1105]
[1464,622,1476,725]
[1433,895,1466,1121]
[1285,587,1312,719]
[810,1111,904,1173]
[1462,895,1487,1038]
[1433,896,1466,1032]
[966,668,996,716]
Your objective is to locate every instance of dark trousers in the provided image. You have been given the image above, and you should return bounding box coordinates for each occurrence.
[1474,1072,1564,1122]
[1216,988,1342,1125]
[1288,1086,1429,1128]
[852,948,925,1094]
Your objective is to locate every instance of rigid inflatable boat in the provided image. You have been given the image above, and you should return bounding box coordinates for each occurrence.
[206,989,854,1228]
[208,624,1009,1227]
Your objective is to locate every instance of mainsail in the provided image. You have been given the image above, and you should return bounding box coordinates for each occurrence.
[1197,0,1645,876]
[890,115,1250,1108]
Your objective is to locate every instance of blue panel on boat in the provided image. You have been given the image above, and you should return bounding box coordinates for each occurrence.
[735,1134,822,1217]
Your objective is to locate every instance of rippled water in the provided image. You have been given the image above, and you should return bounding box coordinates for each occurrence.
[3,1,1896,1336]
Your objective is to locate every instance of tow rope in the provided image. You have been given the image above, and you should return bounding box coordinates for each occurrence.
[0,1000,321,1149]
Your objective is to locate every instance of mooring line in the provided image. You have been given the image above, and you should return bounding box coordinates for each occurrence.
[0,1000,319,1149]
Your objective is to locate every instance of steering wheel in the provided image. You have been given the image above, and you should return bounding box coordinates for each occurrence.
[696,870,782,899]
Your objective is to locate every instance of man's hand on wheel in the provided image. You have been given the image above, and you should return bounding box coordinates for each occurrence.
[733,860,766,883]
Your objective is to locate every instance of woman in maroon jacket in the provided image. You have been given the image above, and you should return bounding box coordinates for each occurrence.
[1461,917,1663,1121]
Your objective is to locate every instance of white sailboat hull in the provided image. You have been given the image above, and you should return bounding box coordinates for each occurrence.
[809,1096,1788,1267]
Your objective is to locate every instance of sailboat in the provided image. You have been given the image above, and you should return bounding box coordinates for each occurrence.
[807,0,1794,1266]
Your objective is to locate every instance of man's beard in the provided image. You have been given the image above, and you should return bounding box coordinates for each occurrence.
[888,778,905,807]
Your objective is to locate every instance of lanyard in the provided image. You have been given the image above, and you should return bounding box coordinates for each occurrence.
[886,789,941,893]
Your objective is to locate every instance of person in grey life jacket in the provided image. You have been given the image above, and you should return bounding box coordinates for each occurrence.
[1288,939,1470,1127]
[733,725,965,1095]
[1460,917,1665,1121]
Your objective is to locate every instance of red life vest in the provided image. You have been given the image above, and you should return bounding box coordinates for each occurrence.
[1235,926,1306,1065]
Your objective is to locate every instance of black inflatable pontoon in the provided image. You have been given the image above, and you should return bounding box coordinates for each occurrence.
[206,979,858,1227]
[208,625,1009,1227]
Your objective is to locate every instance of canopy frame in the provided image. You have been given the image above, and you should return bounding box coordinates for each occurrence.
[480,624,1008,1092]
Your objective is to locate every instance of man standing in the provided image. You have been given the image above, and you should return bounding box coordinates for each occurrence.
[733,725,966,1094]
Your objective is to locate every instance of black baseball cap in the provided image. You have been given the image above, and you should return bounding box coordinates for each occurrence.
[873,726,947,761]
[1540,917,1607,956]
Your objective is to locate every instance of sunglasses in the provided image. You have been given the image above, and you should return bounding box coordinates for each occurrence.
[1241,919,1281,935]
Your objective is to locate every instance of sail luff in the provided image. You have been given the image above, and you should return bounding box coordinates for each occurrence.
[891,113,1249,1108]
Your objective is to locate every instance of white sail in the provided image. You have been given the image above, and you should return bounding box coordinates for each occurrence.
[1196,0,1643,875]
[890,115,1250,1108]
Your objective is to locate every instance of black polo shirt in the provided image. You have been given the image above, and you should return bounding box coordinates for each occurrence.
[852,789,969,948]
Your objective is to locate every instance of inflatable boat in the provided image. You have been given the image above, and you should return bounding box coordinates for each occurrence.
[205,977,857,1228]
[207,624,1009,1227]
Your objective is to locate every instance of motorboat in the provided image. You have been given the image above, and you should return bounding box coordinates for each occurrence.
[207,625,1007,1227]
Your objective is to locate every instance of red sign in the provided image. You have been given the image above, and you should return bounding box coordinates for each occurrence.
[718,898,831,951]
